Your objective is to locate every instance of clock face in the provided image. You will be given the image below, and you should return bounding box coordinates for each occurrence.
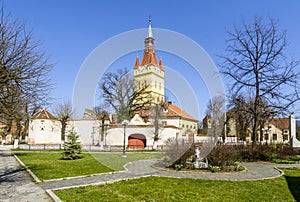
[155,66,160,73]
[139,66,146,73]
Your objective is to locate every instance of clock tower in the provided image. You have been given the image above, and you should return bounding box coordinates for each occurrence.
[134,19,165,104]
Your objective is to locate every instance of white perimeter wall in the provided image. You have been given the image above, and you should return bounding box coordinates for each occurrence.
[28,118,189,147]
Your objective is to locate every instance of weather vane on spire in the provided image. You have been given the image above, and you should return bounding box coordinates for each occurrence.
[147,15,153,38]
[148,15,152,25]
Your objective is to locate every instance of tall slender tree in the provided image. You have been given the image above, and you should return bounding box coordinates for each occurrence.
[149,103,167,149]
[229,94,252,141]
[205,95,226,142]
[54,101,74,141]
[93,105,109,150]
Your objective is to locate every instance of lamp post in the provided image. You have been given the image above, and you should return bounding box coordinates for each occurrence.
[122,120,129,157]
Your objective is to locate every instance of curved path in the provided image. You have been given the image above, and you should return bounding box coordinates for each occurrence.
[39,159,300,191]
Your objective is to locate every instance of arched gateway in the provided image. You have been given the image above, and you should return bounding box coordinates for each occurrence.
[128,134,146,149]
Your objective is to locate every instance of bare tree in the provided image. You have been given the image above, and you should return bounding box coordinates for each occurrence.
[229,94,252,141]
[54,101,74,141]
[220,17,299,143]
[21,104,40,141]
[0,4,52,140]
[197,96,226,162]
[93,105,109,150]
[100,68,152,123]
[205,95,226,142]
[148,103,167,149]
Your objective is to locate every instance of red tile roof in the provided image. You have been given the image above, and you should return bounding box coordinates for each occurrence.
[135,49,164,71]
[134,56,141,69]
[141,48,159,66]
[159,59,164,71]
[135,102,198,122]
[270,118,289,129]
[165,103,198,121]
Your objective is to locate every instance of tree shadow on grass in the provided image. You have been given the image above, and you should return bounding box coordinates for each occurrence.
[284,175,300,201]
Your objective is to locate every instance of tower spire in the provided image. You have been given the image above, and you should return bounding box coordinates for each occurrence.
[147,15,153,38]
[140,17,161,67]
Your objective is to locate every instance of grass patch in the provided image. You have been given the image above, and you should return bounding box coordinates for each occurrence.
[14,151,161,180]
[14,152,113,180]
[92,152,161,171]
[54,168,300,202]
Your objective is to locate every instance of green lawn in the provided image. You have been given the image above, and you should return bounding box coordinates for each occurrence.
[54,168,300,202]
[14,151,160,180]
[14,152,113,180]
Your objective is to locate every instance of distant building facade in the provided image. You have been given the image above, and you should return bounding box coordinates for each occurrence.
[202,114,293,144]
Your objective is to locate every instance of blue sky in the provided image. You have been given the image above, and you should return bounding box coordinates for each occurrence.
[5,0,300,119]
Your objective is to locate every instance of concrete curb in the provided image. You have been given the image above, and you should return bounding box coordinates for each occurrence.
[42,170,126,183]
[13,153,42,183]
[50,174,154,191]
[12,151,59,202]
[46,190,62,202]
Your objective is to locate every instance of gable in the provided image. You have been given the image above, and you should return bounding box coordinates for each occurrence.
[31,109,57,120]
[130,114,147,125]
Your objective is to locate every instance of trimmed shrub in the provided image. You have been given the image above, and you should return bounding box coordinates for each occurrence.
[207,144,240,169]
[163,137,196,168]
[238,144,298,162]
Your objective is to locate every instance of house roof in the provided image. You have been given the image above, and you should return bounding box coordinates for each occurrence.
[202,114,211,122]
[31,109,57,120]
[135,102,198,122]
[164,103,198,121]
[270,118,289,129]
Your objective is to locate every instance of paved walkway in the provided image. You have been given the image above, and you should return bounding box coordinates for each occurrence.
[0,145,52,202]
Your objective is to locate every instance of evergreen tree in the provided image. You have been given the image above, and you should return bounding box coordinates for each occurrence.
[62,128,82,160]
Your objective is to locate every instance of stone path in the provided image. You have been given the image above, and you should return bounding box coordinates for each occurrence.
[1,145,300,201]
[0,145,52,202]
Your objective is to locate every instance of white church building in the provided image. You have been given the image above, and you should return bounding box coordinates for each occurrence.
[27,21,199,149]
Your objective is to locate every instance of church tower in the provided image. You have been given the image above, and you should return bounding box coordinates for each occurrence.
[134,18,165,104]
